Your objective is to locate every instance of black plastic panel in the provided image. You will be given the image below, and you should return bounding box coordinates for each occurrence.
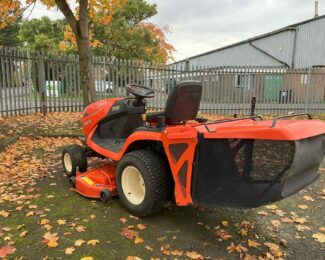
[191,134,325,208]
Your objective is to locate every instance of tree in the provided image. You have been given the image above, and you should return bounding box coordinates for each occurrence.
[19,16,66,53]
[90,0,174,63]
[1,0,126,106]
[0,19,21,48]
[0,0,174,105]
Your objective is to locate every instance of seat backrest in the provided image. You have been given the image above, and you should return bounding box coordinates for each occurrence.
[165,81,202,125]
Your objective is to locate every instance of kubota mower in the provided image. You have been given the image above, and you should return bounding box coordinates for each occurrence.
[62,81,325,217]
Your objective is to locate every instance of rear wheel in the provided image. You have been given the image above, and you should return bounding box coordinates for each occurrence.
[116,150,172,217]
[62,145,87,177]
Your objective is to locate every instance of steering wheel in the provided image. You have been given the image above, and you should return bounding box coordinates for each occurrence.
[126,84,155,99]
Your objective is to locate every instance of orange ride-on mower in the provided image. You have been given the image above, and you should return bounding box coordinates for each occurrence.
[62,81,325,217]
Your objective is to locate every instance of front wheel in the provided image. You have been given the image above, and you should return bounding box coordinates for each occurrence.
[62,145,87,177]
[116,150,172,217]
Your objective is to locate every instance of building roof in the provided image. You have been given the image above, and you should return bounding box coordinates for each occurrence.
[175,14,325,64]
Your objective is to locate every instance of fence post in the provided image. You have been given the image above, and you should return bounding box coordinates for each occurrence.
[250,96,256,116]
[38,52,47,116]
[305,67,311,113]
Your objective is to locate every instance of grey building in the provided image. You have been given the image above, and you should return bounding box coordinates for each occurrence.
[175,15,325,69]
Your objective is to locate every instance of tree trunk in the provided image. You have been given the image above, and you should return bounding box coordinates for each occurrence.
[55,0,96,107]
[78,39,96,107]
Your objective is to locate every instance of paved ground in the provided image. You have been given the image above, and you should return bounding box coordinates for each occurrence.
[0,113,324,259]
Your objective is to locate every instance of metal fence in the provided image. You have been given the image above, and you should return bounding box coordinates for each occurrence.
[0,47,324,117]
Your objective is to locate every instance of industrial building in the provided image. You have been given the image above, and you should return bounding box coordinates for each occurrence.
[175,15,325,69]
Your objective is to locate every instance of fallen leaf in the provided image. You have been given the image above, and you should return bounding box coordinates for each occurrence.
[121,228,138,240]
[87,239,100,246]
[134,237,144,244]
[0,245,16,258]
[264,242,283,257]
[312,233,325,243]
[319,227,325,232]
[129,215,139,220]
[257,211,268,216]
[293,217,307,224]
[239,228,248,236]
[215,229,232,240]
[126,257,142,260]
[271,220,281,228]
[248,239,260,248]
[145,245,153,251]
[26,211,35,217]
[40,219,50,225]
[137,224,147,230]
[171,249,183,256]
[65,247,75,255]
[281,217,294,223]
[185,251,204,259]
[303,195,314,202]
[75,239,85,247]
[90,214,96,219]
[296,224,310,231]
[119,218,127,224]
[226,243,248,253]
[298,204,308,209]
[80,257,94,260]
[47,239,58,248]
[19,231,28,237]
[57,219,66,225]
[76,225,86,232]
[221,221,229,227]
[265,204,278,210]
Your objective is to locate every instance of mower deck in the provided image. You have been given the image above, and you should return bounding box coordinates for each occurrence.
[74,164,117,200]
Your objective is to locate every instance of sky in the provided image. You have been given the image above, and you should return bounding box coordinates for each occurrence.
[27,0,325,62]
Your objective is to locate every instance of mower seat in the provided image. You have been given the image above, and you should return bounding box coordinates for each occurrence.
[146,81,202,125]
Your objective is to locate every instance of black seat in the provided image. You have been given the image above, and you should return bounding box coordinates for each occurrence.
[146,81,202,125]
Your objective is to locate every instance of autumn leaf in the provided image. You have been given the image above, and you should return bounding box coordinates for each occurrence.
[119,218,127,224]
[57,219,67,225]
[257,211,268,216]
[137,224,147,230]
[271,220,281,228]
[81,257,94,260]
[221,220,229,227]
[264,242,283,257]
[292,217,307,224]
[298,204,308,209]
[19,231,28,237]
[90,214,96,219]
[265,204,278,210]
[75,239,86,246]
[239,228,248,236]
[47,239,59,248]
[126,257,142,260]
[0,245,16,258]
[76,225,86,232]
[185,251,204,259]
[226,243,248,253]
[65,247,75,255]
[145,245,153,251]
[39,219,50,225]
[312,233,325,243]
[134,237,144,244]
[248,239,260,248]
[87,239,100,246]
[215,229,232,240]
[303,195,314,202]
[121,228,138,240]
[129,215,139,220]
[296,224,310,232]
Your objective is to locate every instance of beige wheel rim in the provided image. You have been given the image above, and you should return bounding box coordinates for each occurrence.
[121,166,146,205]
[64,153,73,173]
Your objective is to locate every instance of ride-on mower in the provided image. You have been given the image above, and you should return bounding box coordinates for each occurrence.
[62,81,325,217]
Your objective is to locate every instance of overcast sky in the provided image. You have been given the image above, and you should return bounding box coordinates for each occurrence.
[28,0,324,62]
